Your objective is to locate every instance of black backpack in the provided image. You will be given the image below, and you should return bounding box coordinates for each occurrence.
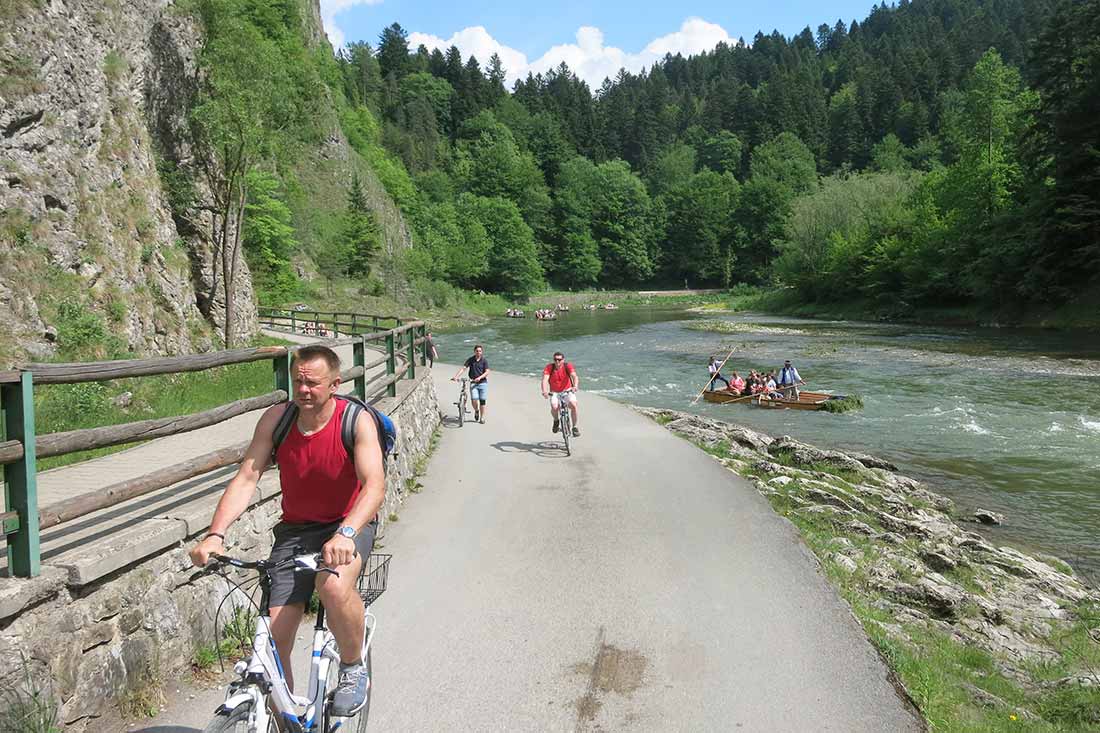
[271,394,397,471]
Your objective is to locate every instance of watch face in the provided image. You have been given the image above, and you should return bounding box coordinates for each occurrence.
[339,526,355,538]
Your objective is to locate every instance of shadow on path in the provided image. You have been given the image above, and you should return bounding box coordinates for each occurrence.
[130,727,202,733]
[490,440,568,458]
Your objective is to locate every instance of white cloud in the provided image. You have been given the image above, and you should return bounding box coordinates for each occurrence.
[320,0,384,50]
[408,17,735,89]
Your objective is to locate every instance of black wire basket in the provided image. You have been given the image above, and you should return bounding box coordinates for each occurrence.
[357,553,391,606]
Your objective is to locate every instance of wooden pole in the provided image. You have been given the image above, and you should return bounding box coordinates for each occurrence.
[691,347,736,405]
[385,332,397,398]
[3,371,39,576]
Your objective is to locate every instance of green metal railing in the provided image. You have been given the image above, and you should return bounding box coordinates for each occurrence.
[0,311,430,578]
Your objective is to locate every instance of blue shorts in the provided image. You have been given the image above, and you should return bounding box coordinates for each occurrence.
[470,381,488,401]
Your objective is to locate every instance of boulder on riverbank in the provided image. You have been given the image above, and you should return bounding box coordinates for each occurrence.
[639,407,1100,726]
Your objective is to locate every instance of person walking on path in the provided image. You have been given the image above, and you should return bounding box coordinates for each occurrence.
[707,356,731,390]
[188,345,385,716]
[542,351,580,437]
[452,344,490,424]
[425,331,438,367]
[778,359,804,399]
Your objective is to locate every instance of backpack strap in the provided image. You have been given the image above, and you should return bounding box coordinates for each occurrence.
[270,402,298,466]
[337,395,366,458]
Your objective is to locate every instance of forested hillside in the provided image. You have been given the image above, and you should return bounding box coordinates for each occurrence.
[313,0,1098,316]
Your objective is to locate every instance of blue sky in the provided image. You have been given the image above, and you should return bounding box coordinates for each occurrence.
[320,0,882,87]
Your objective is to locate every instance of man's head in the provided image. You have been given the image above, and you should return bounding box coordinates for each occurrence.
[290,345,341,412]
[474,345,483,358]
[784,360,792,367]
[552,351,565,368]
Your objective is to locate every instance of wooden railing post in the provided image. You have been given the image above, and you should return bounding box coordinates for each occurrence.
[420,325,428,366]
[3,371,39,577]
[406,327,416,380]
[273,350,291,400]
[354,336,366,400]
[291,311,297,334]
[372,316,379,331]
[385,332,397,398]
[351,313,358,334]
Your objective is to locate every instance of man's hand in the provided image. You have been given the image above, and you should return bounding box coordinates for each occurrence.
[190,535,224,568]
[542,390,549,399]
[323,534,357,568]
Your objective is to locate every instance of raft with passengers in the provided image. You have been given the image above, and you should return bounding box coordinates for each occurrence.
[696,354,861,413]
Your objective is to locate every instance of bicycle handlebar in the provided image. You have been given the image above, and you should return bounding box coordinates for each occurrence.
[208,552,344,577]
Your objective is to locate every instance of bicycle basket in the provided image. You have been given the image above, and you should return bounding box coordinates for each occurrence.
[357,553,391,606]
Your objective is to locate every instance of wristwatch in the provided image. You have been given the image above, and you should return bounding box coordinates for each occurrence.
[336,525,358,540]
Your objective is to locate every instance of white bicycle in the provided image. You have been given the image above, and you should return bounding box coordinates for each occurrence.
[550,389,576,456]
[202,552,390,733]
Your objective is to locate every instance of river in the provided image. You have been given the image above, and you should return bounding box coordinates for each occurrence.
[437,308,1100,577]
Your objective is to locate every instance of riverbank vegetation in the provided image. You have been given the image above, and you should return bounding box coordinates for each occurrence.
[170,0,1098,333]
[645,408,1100,732]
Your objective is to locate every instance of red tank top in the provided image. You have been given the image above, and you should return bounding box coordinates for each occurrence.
[276,399,362,524]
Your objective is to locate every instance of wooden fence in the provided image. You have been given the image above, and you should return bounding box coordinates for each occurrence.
[0,310,428,578]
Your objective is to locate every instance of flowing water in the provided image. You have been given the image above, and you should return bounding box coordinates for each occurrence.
[438,308,1100,576]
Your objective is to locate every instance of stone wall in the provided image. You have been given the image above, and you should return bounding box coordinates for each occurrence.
[0,371,440,731]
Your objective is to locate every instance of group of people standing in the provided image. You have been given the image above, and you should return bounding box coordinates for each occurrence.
[452,344,581,437]
[708,357,804,399]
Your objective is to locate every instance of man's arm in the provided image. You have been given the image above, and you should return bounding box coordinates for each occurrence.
[570,367,579,390]
[452,363,466,380]
[541,371,550,397]
[476,366,490,382]
[322,411,385,568]
[189,404,283,567]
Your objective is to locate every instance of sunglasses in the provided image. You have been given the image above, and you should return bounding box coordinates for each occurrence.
[553,357,564,362]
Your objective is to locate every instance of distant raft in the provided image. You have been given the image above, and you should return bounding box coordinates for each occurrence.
[703,390,862,412]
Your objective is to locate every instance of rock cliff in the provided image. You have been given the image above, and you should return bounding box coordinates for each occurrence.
[0,0,410,365]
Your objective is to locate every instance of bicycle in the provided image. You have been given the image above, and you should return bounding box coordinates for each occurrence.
[201,551,391,733]
[551,389,576,456]
[454,377,469,426]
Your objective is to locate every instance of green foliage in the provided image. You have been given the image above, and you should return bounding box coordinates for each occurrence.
[340,173,381,277]
[774,171,918,302]
[464,195,544,296]
[587,160,659,286]
[53,300,119,358]
[242,170,302,304]
[818,394,864,413]
[661,169,740,286]
[749,132,818,197]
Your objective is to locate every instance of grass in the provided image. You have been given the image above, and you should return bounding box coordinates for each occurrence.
[32,334,291,471]
[0,657,61,733]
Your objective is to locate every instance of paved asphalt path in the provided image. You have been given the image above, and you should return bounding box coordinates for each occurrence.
[138,364,921,732]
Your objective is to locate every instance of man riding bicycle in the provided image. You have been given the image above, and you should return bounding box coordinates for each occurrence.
[189,345,384,717]
[451,344,490,424]
[542,351,580,437]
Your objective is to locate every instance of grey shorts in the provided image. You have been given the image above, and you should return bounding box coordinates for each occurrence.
[268,518,377,608]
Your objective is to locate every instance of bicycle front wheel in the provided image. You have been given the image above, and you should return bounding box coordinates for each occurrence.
[458,392,465,426]
[203,701,275,733]
[561,416,571,456]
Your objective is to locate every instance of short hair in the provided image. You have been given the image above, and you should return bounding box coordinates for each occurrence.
[292,345,341,376]
[554,351,564,359]
[474,344,483,350]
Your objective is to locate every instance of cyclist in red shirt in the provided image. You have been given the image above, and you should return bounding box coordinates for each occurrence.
[541,351,580,437]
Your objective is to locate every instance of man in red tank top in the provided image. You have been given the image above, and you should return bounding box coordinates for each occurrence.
[541,351,580,437]
[189,345,384,715]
